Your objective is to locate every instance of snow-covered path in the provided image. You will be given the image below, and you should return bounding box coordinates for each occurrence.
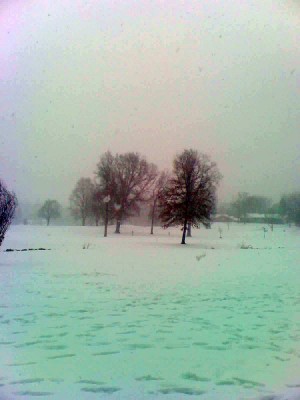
[0,224,300,399]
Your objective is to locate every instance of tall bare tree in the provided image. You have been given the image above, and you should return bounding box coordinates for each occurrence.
[0,180,17,248]
[69,178,94,226]
[158,149,221,244]
[38,199,61,226]
[149,170,169,235]
[96,152,157,233]
[113,152,157,233]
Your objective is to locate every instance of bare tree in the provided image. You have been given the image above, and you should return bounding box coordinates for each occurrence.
[96,152,157,234]
[69,178,94,226]
[38,200,61,226]
[158,149,221,244]
[149,170,169,234]
[113,152,157,233]
[0,180,17,248]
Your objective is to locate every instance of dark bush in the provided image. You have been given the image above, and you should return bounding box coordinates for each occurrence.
[0,180,17,248]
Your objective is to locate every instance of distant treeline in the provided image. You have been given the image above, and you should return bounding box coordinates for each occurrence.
[12,152,300,243]
[218,192,300,225]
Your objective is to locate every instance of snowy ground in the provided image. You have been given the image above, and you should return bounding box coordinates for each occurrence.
[0,223,300,400]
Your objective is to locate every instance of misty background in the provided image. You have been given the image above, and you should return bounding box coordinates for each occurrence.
[1,0,300,209]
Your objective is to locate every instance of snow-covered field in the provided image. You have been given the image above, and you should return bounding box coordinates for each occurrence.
[0,223,300,400]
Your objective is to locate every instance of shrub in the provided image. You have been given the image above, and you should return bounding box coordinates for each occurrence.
[0,181,17,248]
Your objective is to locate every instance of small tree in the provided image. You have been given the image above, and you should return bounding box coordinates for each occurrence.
[38,200,61,226]
[158,149,221,244]
[69,178,94,226]
[0,180,17,248]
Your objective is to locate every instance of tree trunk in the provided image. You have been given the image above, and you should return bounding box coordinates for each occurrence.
[187,223,192,237]
[104,203,108,237]
[115,220,121,234]
[150,199,157,235]
[82,216,86,226]
[181,220,187,244]
[47,217,50,226]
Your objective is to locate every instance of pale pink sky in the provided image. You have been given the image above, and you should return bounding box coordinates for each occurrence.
[1,0,300,205]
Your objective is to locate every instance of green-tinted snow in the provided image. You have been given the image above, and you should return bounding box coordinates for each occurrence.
[0,224,299,399]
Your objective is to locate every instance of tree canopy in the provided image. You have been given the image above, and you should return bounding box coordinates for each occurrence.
[158,149,221,244]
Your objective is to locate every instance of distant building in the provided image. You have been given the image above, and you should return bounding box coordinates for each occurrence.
[213,213,284,224]
[213,214,239,223]
[243,213,284,224]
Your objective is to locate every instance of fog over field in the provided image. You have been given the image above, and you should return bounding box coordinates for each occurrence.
[1,0,300,205]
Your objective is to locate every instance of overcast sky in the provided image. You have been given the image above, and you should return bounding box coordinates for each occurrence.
[1,0,299,206]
